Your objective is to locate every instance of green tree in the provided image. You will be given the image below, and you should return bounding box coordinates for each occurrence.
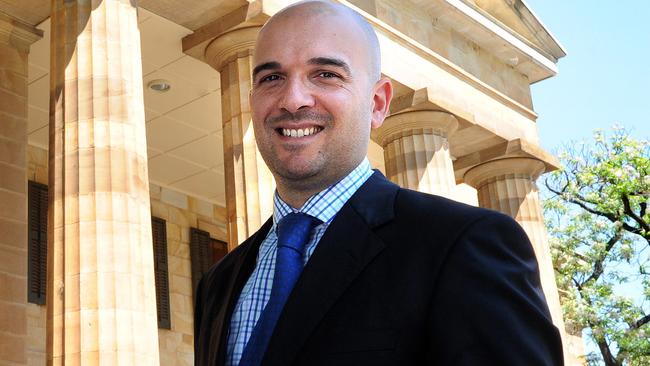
[543,127,649,366]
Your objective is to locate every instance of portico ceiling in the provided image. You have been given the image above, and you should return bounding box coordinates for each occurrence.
[26,8,228,205]
[0,0,248,30]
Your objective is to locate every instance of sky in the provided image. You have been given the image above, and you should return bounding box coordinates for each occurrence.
[525,0,650,153]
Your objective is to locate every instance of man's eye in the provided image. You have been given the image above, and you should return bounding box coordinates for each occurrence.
[318,71,338,78]
[259,74,280,83]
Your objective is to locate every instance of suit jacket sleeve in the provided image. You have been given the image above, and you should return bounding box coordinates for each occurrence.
[427,212,564,366]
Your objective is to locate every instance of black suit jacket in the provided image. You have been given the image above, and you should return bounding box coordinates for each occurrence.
[194,172,563,366]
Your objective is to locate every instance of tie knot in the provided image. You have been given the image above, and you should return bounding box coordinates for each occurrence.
[276,212,321,253]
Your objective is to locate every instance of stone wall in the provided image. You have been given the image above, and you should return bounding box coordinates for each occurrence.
[24,145,47,365]
[24,145,229,366]
[0,23,32,365]
[149,182,227,366]
[369,0,533,109]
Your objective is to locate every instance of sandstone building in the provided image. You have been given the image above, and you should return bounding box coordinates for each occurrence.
[0,0,583,364]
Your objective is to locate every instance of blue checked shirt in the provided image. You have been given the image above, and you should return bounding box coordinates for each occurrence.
[225,158,374,366]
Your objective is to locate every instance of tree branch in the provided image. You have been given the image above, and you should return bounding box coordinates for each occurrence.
[580,230,623,287]
[621,193,650,235]
[632,314,650,330]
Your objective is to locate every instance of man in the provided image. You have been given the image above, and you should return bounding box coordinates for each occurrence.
[194,1,563,365]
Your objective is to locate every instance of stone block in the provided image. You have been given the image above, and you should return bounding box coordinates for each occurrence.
[149,183,161,201]
[189,197,213,218]
[182,333,193,346]
[0,272,27,304]
[170,274,192,297]
[0,113,27,142]
[166,223,180,241]
[0,135,26,166]
[158,349,175,366]
[168,255,191,278]
[172,314,193,336]
[178,351,193,366]
[0,332,26,363]
[0,301,26,334]
[0,69,27,96]
[0,189,25,221]
[175,242,190,259]
[25,322,45,352]
[150,200,169,220]
[180,227,190,243]
[167,237,180,255]
[34,166,47,185]
[0,88,27,118]
[26,303,46,329]
[26,145,47,167]
[169,207,190,227]
[0,243,26,276]
[170,293,192,316]
[161,188,188,210]
[0,218,27,249]
[0,45,27,75]
[213,205,227,222]
[197,220,227,242]
[0,162,26,193]
[27,350,46,366]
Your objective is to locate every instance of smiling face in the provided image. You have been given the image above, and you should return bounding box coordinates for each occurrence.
[251,2,392,203]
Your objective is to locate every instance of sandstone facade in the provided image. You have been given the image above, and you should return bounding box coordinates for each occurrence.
[0,0,584,365]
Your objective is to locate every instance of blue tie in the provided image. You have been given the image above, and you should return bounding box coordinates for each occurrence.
[238,212,321,366]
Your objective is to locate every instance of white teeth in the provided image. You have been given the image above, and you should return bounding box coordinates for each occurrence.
[281,127,321,138]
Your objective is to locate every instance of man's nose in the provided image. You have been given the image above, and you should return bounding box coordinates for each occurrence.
[278,78,315,113]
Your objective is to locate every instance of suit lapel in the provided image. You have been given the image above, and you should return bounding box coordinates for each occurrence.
[263,172,399,365]
[210,218,273,366]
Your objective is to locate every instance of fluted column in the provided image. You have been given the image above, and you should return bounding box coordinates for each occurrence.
[373,110,458,198]
[463,158,567,352]
[48,1,159,364]
[0,12,41,366]
[205,27,275,248]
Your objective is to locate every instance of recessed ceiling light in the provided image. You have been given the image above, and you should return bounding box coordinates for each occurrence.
[148,79,171,92]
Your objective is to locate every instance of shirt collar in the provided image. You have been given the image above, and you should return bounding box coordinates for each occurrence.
[272,158,373,226]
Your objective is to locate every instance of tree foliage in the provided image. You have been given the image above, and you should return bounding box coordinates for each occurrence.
[544,127,649,366]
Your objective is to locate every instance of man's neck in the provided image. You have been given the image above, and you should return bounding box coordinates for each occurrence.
[275,169,356,209]
[275,178,337,209]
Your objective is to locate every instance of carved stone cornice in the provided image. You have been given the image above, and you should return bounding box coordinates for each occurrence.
[0,11,42,49]
[204,26,260,72]
[371,110,458,147]
[463,157,545,188]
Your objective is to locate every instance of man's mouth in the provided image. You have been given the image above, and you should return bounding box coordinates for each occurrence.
[276,126,323,138]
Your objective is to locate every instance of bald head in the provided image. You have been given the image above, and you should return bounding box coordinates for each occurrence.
[258,0,381,81]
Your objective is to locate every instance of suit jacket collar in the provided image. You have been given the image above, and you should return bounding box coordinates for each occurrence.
[212,218,273,366]
[264,171,399,365]
[213,171,399,366]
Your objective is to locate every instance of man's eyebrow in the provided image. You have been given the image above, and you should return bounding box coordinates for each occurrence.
[252,61,281,79]
[308,57,351,75]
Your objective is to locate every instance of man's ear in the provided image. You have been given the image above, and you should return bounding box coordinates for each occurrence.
[370,77,393,129]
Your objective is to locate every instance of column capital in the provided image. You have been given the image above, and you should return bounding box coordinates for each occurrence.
[371,110,458,147]
[0,12,42,49]
[204,26,260,72]
[463,157,545,188]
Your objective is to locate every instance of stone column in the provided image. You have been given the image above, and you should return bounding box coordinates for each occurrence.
[0,12,41,366]
[373,110,458,198]
[205,27,275,248]
[463,158,567,354]
[47,1,159,364]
